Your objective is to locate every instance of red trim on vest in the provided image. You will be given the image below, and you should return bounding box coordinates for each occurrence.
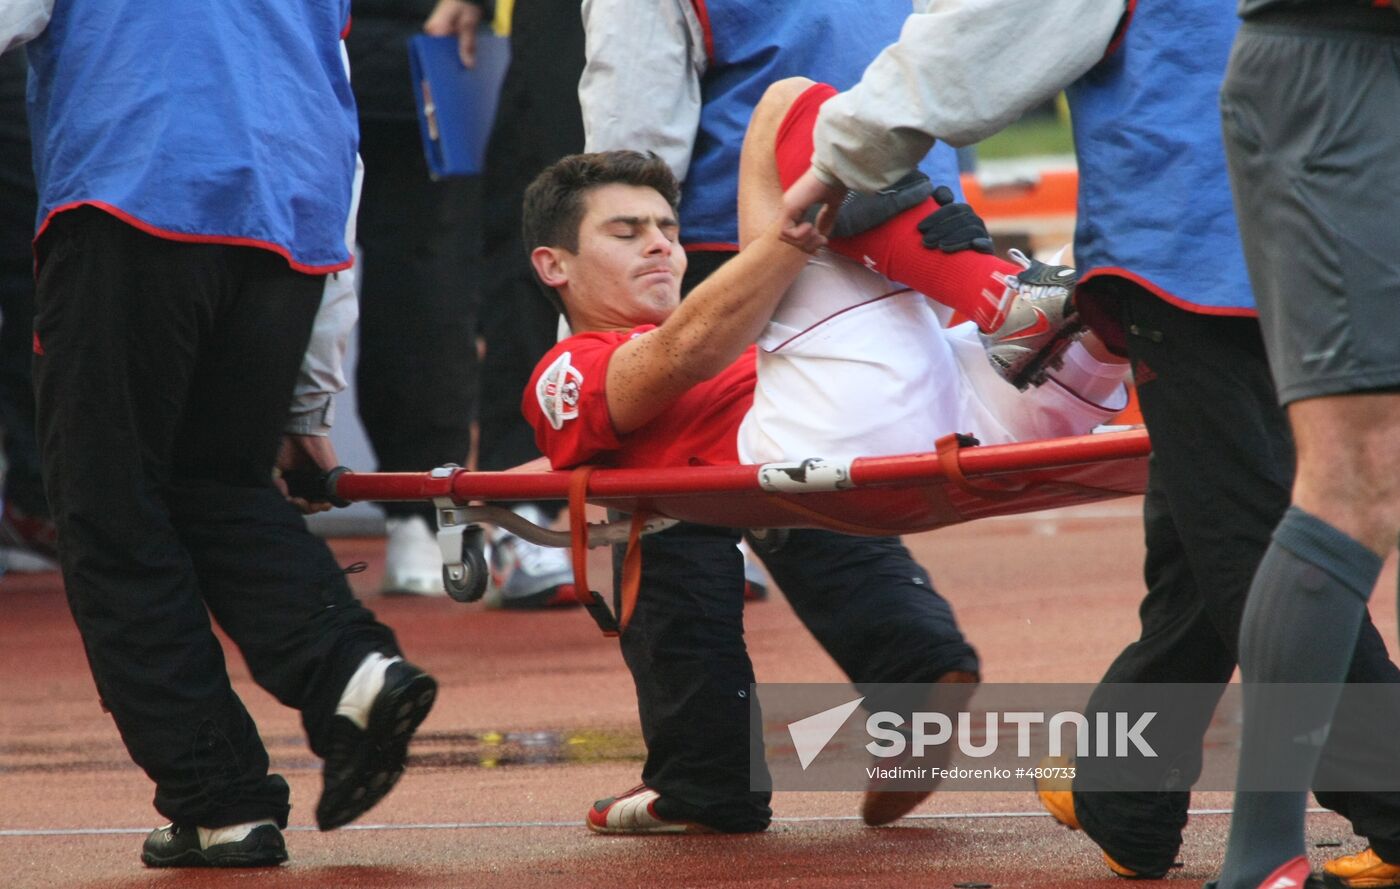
[689,1,716,61]
[1080,266,1258,318]
[682,241,738,252]
[1104,0,1137,59]
[341,15,352,40]
[34,201,353,276]
[32,331,43,356]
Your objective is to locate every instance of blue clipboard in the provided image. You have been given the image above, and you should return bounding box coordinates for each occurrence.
[408,32,511,178]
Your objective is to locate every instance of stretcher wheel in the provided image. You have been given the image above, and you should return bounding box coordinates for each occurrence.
[443,528,489,603]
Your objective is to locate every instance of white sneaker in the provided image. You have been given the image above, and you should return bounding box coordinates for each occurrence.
[586,784,715,834]
[483,504,576,609]
[334,652,402,730]
[980,248,1085,390]
[380,515,446,597]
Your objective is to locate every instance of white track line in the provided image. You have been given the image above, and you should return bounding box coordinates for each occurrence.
[1,807,1325,838]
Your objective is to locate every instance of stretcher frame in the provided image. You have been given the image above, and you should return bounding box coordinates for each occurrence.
[298,428,1151,634]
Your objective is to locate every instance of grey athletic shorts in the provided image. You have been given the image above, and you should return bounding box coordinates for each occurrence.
[1220,12,1400,406]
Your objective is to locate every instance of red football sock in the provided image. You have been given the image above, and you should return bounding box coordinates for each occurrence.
[776,83,1020,332]
[832,205,1019,331]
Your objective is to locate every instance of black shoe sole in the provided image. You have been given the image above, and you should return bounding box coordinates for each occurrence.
[1008,319,1088,391]
[141,824,288,868]
[316,665,437,831]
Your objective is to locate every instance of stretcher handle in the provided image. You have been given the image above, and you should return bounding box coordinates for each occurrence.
[280,466,353,508]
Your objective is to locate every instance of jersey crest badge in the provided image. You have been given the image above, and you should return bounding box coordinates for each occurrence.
[537,351,584,430]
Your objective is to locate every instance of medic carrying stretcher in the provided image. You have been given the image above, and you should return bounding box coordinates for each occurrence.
[289,150,1145,636]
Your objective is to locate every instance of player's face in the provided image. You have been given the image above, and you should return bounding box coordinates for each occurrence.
[566,183,687,328]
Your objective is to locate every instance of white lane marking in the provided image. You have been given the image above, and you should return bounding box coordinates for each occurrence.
[0,807,1316,837]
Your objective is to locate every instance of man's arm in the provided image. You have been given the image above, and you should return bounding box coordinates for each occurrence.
[284,64,364,440]
[780,0,1123,245]
[278,170,356,514]
[604,221,817,434]
[285,264,357,437]
[580,0,704,177]
[600,79,826,434]
[1,0,53,54]
[813,0,1124,192]
[423,0,489,66]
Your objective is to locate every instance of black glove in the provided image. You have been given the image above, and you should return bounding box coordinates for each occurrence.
[916,185,993,254]
[814,171,935,239]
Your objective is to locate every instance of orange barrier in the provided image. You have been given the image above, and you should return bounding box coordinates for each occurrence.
[960,168,1079,220]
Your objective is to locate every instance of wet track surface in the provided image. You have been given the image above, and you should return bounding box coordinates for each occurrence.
[4,500,1393,888]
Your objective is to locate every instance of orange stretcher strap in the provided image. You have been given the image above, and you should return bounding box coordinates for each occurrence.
[935,433,1027,501]
[617,510,648,633]
[568,466,649,637]
[568,467,618,636]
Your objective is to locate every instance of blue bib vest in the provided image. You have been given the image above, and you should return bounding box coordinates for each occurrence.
[27,1,358,273]
[1066,0,1254,314]
[683,0,962,250]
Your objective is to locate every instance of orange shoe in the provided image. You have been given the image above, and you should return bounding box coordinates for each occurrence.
[1037,786,1081,830]
[1323,848,1400,888]
[1035,761,1143,879]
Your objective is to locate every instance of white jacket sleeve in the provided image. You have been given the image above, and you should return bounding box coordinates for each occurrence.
[580,0,705,179]
[811,0,1126,193]
[284,146,363,436]
[1,0,53,53]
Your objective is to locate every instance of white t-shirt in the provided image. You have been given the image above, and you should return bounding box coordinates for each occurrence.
[737,252,1126,464]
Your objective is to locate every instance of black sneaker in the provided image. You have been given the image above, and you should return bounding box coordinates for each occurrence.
[140,821,287,868]
[316,658,437,831]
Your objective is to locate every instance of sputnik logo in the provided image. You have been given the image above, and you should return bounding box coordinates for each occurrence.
[787,697,865,770]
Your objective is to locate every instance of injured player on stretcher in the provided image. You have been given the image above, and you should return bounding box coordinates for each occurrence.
[520,77,1129,471]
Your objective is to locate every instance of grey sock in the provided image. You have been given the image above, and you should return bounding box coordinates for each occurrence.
[1216,506,1381,889]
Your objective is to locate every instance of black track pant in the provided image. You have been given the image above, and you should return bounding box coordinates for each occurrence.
[34,208,400,828]
[0,48,45,518]
[621,523,978,831]
[1073,279,1400,873]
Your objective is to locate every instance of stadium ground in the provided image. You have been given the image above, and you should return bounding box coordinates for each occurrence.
[4,499,1391,888]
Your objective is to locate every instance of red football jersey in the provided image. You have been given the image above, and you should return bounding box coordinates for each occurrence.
[523,326,757,469]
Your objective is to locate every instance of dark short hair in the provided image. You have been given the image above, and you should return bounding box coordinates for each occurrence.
[521,151,681,317]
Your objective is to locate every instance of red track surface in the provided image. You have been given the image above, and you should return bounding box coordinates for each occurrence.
[4,501,1394,888]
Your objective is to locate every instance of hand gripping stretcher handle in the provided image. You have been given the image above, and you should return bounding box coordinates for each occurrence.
[280,466,353,508]
[278,464,490,603]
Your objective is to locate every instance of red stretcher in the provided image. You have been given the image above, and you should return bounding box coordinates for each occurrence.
[297,428,1150,634]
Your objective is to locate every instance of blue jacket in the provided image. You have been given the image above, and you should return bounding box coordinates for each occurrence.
[683,0,963,250]
[1067,0,1254,315]
[27,0,358,273]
